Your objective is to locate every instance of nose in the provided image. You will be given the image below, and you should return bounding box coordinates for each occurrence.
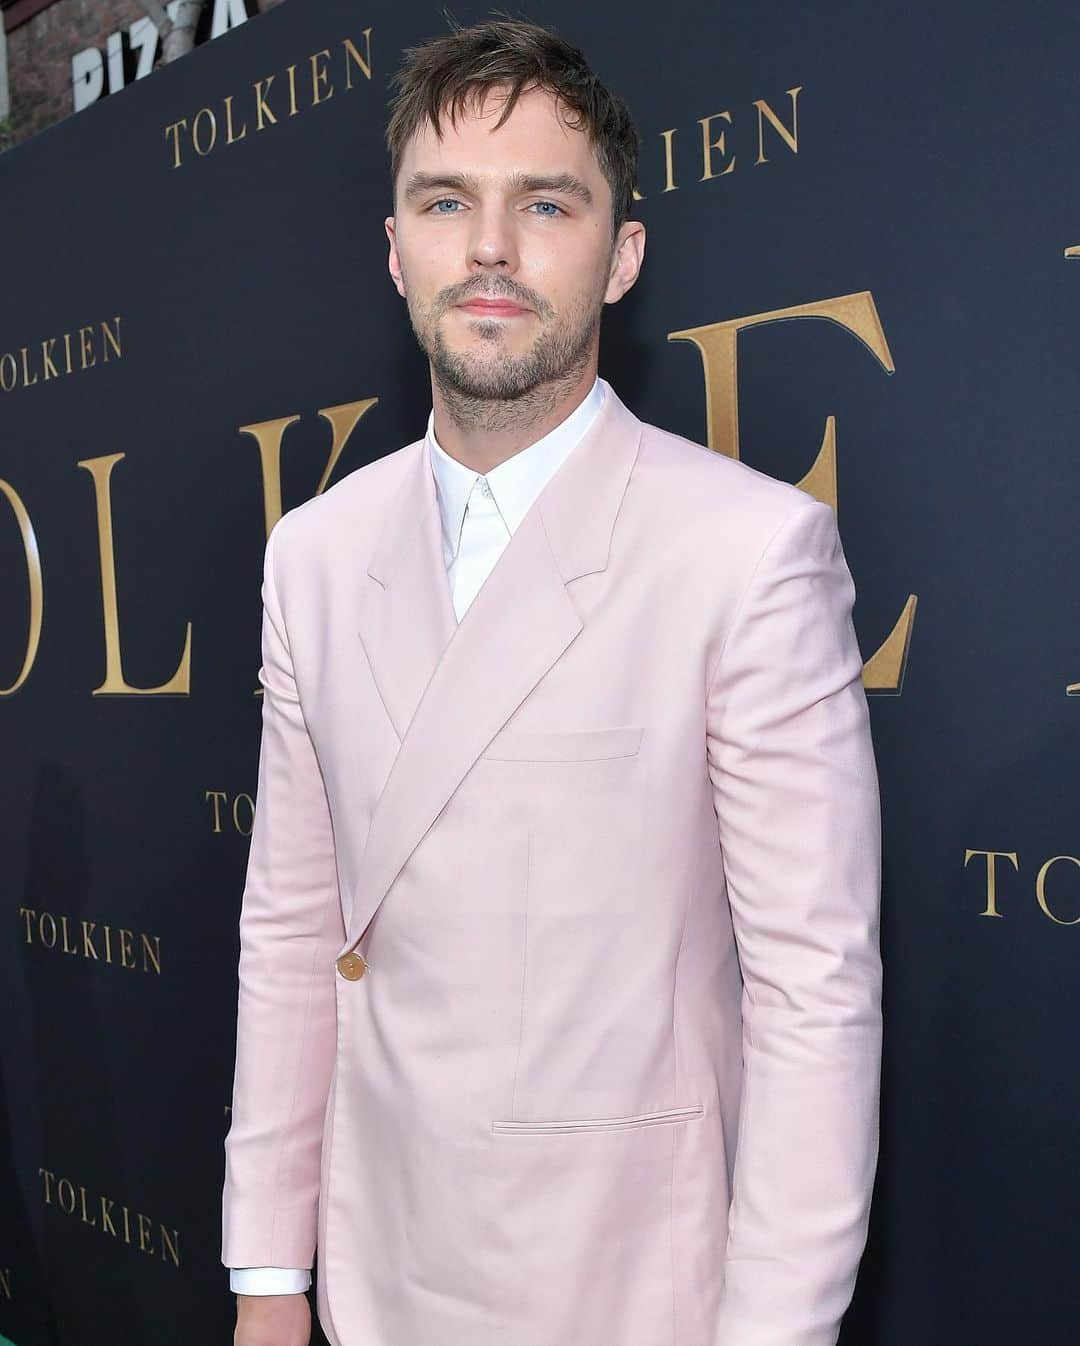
[466,202,521,273]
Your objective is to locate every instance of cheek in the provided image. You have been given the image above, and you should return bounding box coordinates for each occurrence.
[537,238,607,291]
[526,268,585,318]
[399,231,455,291]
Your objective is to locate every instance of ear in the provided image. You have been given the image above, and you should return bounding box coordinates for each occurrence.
[604,221,646,305]
[385,216,406,298]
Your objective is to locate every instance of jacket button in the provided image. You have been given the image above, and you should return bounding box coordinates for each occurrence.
[336,952,367,980]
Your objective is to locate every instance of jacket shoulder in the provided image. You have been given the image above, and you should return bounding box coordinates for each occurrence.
[268,439,417,565]
[634,419,824,544]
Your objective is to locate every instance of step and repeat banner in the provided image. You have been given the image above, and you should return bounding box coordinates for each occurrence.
[1,1,1076,1343]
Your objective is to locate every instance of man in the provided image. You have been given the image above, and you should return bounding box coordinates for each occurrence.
[222,16,882,1346]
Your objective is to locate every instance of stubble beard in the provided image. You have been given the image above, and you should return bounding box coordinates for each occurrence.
[404,273,606,434]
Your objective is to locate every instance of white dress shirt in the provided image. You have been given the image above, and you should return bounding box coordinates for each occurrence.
[228,374,606,1297]
[429,374,606,620]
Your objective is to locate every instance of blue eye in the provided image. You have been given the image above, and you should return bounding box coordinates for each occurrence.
[425,199,565,216]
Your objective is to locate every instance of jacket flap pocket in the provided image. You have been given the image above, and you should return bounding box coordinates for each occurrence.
[491,1103,704,1134]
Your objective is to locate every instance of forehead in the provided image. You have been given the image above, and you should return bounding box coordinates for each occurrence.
[400,83,599,182]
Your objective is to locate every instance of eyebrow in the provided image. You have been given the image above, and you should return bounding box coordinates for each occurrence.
[402,170,594,207]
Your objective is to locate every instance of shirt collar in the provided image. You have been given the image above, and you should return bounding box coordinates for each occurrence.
[427,375,607,561]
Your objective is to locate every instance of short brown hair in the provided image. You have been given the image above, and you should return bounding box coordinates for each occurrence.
[385,11,640,245]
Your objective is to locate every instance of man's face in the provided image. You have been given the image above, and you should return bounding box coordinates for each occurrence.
[386,83,635,405]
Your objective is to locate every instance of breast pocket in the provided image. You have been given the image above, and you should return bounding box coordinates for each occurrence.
[476,725,646,917]
[482,725,643,762]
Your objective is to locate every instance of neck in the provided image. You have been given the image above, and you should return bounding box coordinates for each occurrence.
[430,364,597,475]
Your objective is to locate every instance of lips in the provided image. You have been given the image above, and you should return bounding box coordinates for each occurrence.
[458,299,527,315]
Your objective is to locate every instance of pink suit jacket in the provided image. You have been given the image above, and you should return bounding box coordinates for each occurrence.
[221,381,883,1346]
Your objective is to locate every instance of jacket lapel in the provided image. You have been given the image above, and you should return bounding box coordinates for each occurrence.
[355,441,458,744]
[341,382,643,957]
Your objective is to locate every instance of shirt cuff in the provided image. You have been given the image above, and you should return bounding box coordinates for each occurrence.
[229,1266,312,1295]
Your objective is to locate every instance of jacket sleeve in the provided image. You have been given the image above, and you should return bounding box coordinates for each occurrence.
[705,498,883,1346]
[221,516,346,1270]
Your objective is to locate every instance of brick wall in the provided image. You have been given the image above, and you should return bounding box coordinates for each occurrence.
[1,0,286,153]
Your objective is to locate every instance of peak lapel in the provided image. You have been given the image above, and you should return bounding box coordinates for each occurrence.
[340,383,644,957]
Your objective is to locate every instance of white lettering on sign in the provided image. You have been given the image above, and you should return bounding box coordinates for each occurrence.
[72,0,249,113]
